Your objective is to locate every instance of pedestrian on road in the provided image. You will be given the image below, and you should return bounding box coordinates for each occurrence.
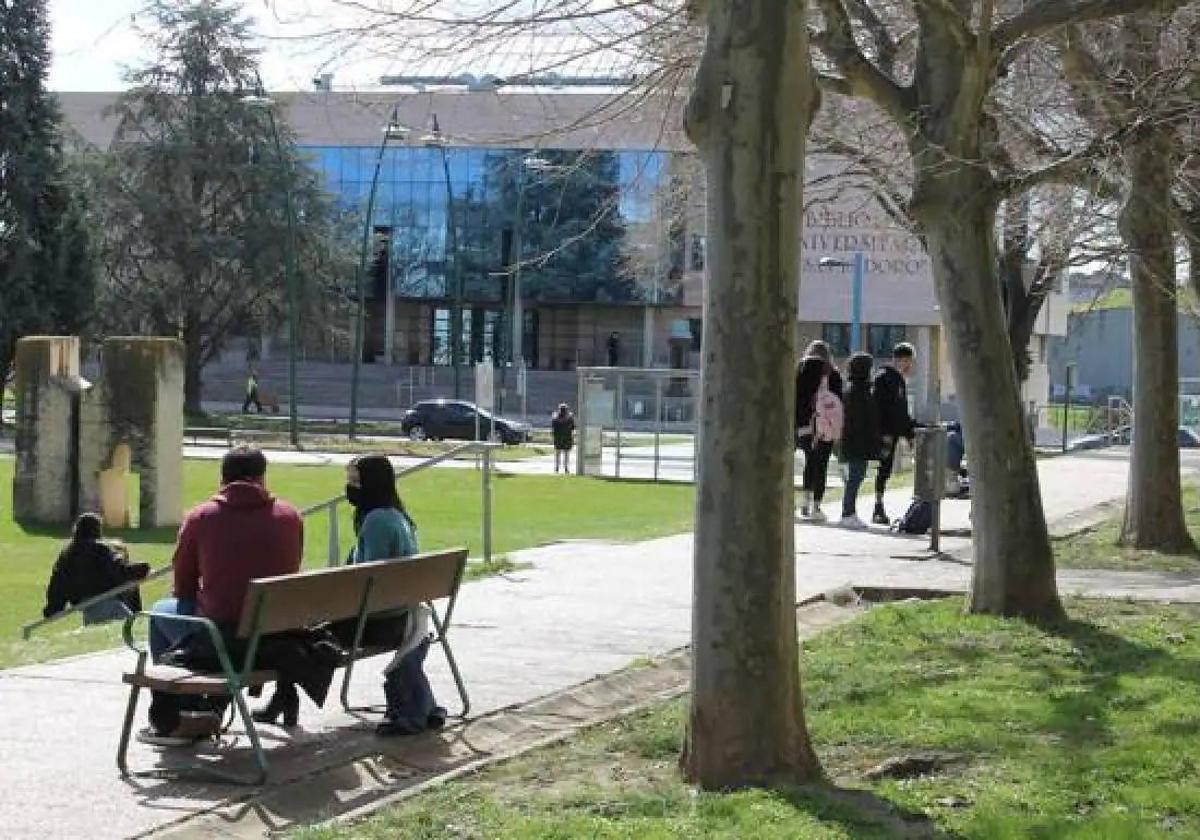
[872,342,918,525]
[839,352,881,529]
[551,403,576,474]
[796,348,844,522]
[243,367,263,414]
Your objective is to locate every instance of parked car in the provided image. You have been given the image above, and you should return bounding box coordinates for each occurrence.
[1068,425,1199,451]
[401,400,530,445]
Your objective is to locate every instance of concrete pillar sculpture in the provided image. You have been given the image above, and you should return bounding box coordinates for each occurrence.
[12,337,84,523]
[12,335,185,528]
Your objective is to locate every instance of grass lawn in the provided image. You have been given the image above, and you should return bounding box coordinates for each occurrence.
[0,455,693,669]
[1054,485,1200,572]
[300,597,1200,840]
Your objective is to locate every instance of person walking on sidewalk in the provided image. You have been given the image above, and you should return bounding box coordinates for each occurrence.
[242,367,264,414]
[839,352,881,529]
[872,342,917,525]
[795,347,844,522]
[551,403,576,474]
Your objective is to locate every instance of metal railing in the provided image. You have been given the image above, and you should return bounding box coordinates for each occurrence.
[22,441,499,639]
[301,440,497,568]
[22,564,173,640]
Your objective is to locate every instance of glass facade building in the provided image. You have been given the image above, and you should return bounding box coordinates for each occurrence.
[304,144,686,366]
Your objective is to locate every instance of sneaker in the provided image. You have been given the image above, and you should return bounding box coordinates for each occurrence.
[840,514,867,530]
[872,505,890,526]
[136,726,199,748]
[810,508,827,523]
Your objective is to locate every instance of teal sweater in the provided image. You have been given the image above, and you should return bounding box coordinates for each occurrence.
[350,508,419,565]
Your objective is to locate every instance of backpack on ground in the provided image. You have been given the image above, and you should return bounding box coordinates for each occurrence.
[894,498,933,535]
[814,380,844,443]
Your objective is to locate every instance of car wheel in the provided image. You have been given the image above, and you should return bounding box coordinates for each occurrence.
[408,425,427,442]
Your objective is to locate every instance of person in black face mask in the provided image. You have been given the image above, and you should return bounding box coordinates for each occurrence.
[343,454,445,737]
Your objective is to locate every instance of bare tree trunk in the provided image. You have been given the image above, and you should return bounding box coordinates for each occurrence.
[999,196,1037,384]
[681,0,822,790]
[182,323,204,416]
[915,170,1064,619]
[1119,124,1194,552]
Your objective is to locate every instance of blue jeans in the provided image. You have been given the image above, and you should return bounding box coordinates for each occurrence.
[842,458,868,518]
[82,598,132,626]
[148,597,199,660]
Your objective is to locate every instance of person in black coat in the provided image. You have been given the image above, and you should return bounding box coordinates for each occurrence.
[872,342,917,524]
[44,513,149,624]
[839,352,881,528]
[551,403,576,474]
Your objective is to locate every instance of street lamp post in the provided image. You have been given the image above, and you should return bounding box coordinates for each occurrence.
[244,79,300,450]
[509,154,550,421]
[818,252,866,352]
[349,104,405,439]
[422,115,465,400]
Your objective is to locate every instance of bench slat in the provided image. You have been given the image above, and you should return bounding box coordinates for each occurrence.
[123,665,278,695]
[236,549,467,638]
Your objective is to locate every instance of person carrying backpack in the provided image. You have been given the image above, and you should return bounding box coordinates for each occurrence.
[795,350,843,522]
[839,352,881,529]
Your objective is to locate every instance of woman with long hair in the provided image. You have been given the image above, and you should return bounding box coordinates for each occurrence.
[43,513,149,624]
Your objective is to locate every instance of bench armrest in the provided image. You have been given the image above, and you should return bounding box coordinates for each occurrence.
[122,612,239,679]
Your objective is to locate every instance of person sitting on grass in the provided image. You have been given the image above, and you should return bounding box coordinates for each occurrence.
[43,513,149,625]
[139,446,303,747]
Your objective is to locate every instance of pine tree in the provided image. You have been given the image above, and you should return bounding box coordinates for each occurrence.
[0,0,96,390]
[87,0,348,413]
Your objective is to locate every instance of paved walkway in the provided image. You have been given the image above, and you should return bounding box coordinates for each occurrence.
[3,450,1199,839]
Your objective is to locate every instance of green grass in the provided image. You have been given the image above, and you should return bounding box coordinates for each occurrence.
[299,597,1200,839]
[1054,485,1200,572]
[0,455,693,669]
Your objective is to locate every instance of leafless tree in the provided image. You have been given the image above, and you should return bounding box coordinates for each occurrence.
[1059,11,1200,553]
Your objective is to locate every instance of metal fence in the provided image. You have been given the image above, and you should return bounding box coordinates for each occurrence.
[575,367,700,482]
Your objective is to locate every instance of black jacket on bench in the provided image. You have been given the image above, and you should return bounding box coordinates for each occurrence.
[160,626,343,706]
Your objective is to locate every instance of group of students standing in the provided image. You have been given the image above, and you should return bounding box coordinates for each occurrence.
[794,340,917,529]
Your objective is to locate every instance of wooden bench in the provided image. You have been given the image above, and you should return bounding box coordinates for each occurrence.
[117,548,469,785]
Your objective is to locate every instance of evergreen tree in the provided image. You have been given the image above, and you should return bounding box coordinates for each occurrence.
[87,0,348,412]
[0,0,94,390]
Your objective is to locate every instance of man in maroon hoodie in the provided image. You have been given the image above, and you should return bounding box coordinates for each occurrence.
[141,447,302,745]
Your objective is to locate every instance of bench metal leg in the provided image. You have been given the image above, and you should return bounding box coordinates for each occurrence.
[430,609,470,718]
[116,683,141,777]
[339,656,359,713]
[231,689,269,786]
[116,687,268,787]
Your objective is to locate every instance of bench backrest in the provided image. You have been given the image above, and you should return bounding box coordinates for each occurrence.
[235,548,468,638]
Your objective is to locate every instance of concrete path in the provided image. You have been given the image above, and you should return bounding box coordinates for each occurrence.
[3,450,1199,839]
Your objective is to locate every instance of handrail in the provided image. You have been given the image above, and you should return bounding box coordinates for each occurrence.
[22,564,173,640]
[20,441,501,639]
[301,440,500,568]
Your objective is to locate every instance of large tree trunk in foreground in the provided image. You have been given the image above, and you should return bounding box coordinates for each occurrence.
[914,169,1063,620]
[1119,124,1193,553]
[682,0,822,790]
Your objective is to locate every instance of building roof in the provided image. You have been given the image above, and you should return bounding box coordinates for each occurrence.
[56,90,687,152]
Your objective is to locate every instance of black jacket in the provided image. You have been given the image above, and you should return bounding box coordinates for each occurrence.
[841,380,882,461]
[551,414,576,450]
[43,541,149,618]
[873,365,915,440]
